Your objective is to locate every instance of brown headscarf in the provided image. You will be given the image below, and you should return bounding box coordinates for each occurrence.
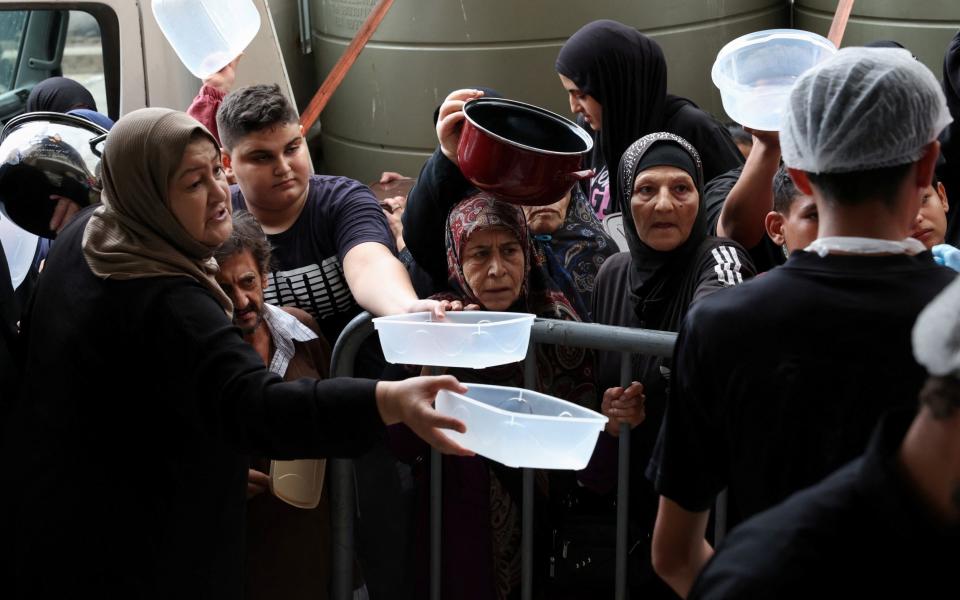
[82,107,232,313]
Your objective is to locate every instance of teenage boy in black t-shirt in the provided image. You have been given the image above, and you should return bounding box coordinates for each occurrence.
[215,85,450,600]
[647,47,957,598]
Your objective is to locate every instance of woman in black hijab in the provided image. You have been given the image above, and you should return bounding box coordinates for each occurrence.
[556,20,743,220]
[25,76,98,113]
[574,133,753,597]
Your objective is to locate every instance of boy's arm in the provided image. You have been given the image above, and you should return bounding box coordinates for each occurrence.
[185,57,240,145]
[652,497,714,598]
[716,130,781,249]
[342,241,446,318]
[187,85,226,145]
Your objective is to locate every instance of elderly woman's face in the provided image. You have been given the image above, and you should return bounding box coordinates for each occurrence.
[523,191,571,235]
[462,226,525,311]
[168,138,232,247]
[630,165,698,252]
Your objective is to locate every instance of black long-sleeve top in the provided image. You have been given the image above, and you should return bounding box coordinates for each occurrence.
[8,209,385,598]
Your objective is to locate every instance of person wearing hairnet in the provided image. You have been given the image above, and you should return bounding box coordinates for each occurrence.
[688,275,960,599]
[645,47,957,598]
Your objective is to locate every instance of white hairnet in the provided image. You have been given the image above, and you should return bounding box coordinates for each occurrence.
[913,277,960,380]
[780,47,952,174]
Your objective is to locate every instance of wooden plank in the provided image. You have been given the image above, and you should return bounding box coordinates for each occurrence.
[300,0,395,132]
[827,0,856,49]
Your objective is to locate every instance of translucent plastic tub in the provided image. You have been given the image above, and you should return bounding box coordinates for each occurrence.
[435,384,608,470]
[151,0,261,79]
[373,311,535,369]
[712,29,836,131]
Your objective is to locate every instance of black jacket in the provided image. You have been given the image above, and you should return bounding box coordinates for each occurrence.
[8,209,385,598]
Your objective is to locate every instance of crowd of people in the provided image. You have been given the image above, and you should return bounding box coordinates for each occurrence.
[1,17,959,600]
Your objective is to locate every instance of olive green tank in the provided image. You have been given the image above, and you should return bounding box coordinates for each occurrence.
[795,0,958,79]
[308,0,789,182]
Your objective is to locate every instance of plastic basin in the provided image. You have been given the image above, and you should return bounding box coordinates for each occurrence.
[436,384,607,470]
[712,29,836,131]
[151,0,261,79]
[373,311,534,369]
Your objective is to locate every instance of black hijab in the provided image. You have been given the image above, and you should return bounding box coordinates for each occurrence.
[617,132,707,294]
[556,20,671,204]
[25,77,97,113]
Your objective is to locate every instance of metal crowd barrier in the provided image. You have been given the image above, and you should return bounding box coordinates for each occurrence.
[329,312,680,600]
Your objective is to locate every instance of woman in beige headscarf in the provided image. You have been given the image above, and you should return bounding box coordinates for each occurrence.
[7,108,470,597]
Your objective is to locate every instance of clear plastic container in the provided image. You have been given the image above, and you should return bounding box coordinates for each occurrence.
[0,213,38,290]
[373,311,535,369]
[712,29,836,131]
[151,0,261,79]
[435,384,608,470]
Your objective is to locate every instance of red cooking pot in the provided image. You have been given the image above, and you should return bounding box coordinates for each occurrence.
[457,97,594,206]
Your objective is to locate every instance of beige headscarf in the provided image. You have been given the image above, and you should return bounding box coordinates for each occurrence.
[82,107,233,314]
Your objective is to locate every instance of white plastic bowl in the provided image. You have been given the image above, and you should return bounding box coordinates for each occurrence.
[151,0,261,79]
[373,311,534,369]
[712,29,836,132]
[436,384,608,470]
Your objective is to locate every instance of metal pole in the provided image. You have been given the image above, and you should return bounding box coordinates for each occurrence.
[521,350,539,600]
[615,352,633,600]
[531,318,677,357]
[329,313,376,600]
[430,447,441,600]
[329,459,355,600]
[424,366,443,600]
[714,489,728,546]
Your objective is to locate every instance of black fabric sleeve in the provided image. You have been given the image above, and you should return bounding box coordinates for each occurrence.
[702,166,743,236]
[671,105,744,186]
[645,304,729,512]
[402,147,472,284]
[152,282,386,460]
[691,241,756,306]
[328,179,397,265]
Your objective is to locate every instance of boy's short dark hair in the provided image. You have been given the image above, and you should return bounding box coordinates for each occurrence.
[773,166,802,215]
[919,375,960,419]
[214,210,272,275]
[726,122,752,147]
[806,162,913,208]
[216,84,299,151]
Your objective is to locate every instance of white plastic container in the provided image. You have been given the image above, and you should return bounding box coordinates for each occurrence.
[436,384,608,470]
[373,311,535,369]
[712,29,836,132]
[151,0,261,79]
[0,213,38,290]
[270,458,325,509]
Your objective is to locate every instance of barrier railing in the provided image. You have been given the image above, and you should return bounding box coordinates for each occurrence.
[329,312,679,600]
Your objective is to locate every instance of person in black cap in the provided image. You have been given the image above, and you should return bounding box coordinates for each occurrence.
[648,47,956,598]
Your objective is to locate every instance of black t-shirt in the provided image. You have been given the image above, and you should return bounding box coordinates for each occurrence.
[703,166,785,273]
[689,409,960,599]
[647,251,956,527]
[233,175,395,377]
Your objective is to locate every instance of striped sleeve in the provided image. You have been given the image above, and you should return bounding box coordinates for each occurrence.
[692,241,756,304]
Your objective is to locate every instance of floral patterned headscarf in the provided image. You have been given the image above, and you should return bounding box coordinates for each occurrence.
[445,192,531,309]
